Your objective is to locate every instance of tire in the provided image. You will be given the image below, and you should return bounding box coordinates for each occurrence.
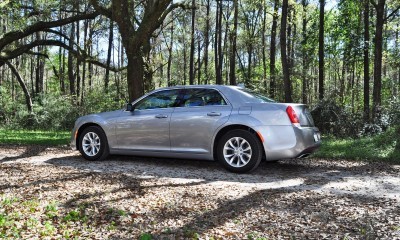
[78,126,109,161]
[217,129,263,173]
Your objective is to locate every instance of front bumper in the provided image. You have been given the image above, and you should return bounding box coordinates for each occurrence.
[70,126,78,150]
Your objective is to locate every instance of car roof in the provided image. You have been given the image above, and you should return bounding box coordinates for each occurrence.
[154,85,242,91]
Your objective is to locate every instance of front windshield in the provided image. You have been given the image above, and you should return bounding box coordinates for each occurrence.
[238,88,276,103]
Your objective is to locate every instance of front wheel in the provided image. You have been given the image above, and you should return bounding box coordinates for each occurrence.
[217,129,263,173]
[78,126,109,161]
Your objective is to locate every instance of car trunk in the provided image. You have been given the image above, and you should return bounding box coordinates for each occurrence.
[290,104,315,127]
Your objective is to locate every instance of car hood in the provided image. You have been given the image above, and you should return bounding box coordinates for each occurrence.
[88,109,123,119]
[77,109,123,123]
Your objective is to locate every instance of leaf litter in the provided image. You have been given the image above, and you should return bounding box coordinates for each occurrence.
[0,145,399,239]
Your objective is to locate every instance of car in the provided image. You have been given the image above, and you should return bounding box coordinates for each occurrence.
[71,85,321,173]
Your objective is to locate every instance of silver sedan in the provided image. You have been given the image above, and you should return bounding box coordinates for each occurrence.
[71,85,321,173]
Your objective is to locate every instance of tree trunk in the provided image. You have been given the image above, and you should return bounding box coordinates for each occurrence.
[290,9,296,76]
[68,22,76,95]
[30,55,34,96]
[363,0,370,121]
[269,0,278,99]
[76,14,81,100]
[281,0,292,103]
[167,16,174,87]
[262,0,267,91]
[61,37,66,94]
[247,44,253,86]
[215,1,223,85]
[105,19,114,91]
[189,0,196,85]
[197,37,201,84]
[287,7,292,73]
[35,32,44,95]
[88,20,93,89]
[229,0,238,86]
[397,24,400,97]
[302,0,308,104]
[58,16,64,95]
[126,50,144,102]
[318,0,325,100]
[204,0,210,84]
[5,61,32,112]
[372,0,385,120]
[82,19,88,102]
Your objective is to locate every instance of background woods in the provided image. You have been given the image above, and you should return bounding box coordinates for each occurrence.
[0,0,399,136]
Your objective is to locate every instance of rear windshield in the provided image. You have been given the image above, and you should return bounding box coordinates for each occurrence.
[238,88,276,103]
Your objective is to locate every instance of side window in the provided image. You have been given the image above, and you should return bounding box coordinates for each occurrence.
[135,90,180,110]
[181,89,227,107]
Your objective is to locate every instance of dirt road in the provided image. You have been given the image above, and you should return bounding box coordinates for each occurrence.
[1,145,399,239]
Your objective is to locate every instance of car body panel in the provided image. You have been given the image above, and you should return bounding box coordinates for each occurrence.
[114,108,173,151]
[170,105,232,154]
[71,85,321,162]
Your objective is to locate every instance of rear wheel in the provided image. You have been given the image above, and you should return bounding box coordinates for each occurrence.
[78,126,109,161]
[217,129,263,173]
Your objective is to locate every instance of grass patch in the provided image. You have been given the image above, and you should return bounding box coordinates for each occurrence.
[314,127,400,162]
[0,129,69,145]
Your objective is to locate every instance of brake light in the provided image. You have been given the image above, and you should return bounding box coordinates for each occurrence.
[286,106,300,126]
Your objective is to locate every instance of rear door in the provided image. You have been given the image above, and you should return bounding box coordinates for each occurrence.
[169,88,232,154]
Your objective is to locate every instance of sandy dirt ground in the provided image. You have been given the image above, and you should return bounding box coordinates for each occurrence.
[1,145,400,239]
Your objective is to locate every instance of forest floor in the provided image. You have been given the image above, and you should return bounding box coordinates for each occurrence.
[0,145,400,239]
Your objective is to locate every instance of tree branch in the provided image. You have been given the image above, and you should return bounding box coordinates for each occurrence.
[89,0,112,18]
[5,61,33,112]
[1,40,125,73]
[384,5,400,23]
[370,0,378,9]
[0,11,99,50]
[157,3,190,30]
[25,51,49,58]
[42,29,71,42]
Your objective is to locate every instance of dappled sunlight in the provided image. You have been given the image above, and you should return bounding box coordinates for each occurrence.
[322,176,400,200]
[1,146,400,238]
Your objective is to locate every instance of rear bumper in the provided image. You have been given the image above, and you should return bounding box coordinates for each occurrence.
[254,125,321,161]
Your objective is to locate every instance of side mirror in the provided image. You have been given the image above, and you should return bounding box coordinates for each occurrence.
[126,103,133,111]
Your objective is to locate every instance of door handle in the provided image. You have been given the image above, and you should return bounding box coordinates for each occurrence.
[207,112,221,116]
[155,114,168,119]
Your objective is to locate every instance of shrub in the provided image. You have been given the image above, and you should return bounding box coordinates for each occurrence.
[1,90,126,131]
[311,99,363,138]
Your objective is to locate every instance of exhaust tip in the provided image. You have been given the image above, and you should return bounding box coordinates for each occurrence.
[298,153,310,158]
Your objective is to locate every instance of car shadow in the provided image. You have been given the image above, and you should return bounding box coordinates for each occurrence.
[0,145,48,163]
[44,154,317,184]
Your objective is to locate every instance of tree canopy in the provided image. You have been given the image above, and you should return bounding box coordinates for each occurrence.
[0,0,399,131]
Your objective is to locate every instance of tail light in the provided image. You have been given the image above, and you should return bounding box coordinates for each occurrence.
[286,106,300,127]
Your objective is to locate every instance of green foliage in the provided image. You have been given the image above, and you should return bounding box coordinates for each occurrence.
[45,202,59,219]
[183,228,200,239]
[139,232,153,240]
[22,199,40,213]
[63,210,87,222]
[311,98,364,137]
[247,232,268,240]
[40,221,56,236]
[315,127,400,162]
[0,87,125,131]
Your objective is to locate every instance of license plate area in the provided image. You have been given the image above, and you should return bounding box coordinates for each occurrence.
[313,132,320,142]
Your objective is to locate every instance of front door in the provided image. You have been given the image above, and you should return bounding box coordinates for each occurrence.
[115,89,181,151]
